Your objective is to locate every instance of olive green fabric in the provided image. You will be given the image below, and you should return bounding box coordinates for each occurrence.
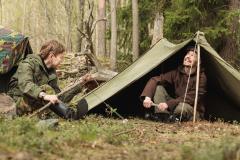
[196,35,240,105]
[77,32,240,121]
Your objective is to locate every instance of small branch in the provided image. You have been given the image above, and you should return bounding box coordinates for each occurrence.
[56,69,79,75]
[77,27,88,38]
[91,18,107,35]
[114,128,136,136]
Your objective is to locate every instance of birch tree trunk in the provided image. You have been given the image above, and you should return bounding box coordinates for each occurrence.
[65,0,73,52]
[96,0,106,57]
[42,0,49,39]
[110,0,117,70]
[151,12,164,46]
[132,0,139,61]
[76,0,85,52]
[0,0,2,24]
[22,0,27,34]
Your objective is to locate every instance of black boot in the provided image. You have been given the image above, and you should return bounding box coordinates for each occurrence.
[75,99,88,120]
[167,114,180,123]
[49,102,75,120]
[49,99,89,120]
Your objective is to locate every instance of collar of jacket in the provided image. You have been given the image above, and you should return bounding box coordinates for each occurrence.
[178,65,196,76]
[178,65,205,76]
[27,54,53,74]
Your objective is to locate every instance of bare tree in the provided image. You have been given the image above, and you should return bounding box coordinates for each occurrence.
[22,0,27,34]
[151,12,164,46]
[61,0,73,52]
[0,0,2,24]
[96,0,106,58]
[110,0,117,70]
[219,0,240,63]
[76,0,85,52]
[39,0,50,39]
[77,1,95,54]
[132,0,139,61]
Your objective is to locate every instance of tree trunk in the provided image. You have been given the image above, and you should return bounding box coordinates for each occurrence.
[43,0,49,38]
[96,0,106,58]
[132,0,139,61]
[219,0,240,63]
[76,0,85,52]
[110,0,117,70]
[151,12,164,46]
[22,0,27,34]
[66,0,73,52]
[0,0,2,24]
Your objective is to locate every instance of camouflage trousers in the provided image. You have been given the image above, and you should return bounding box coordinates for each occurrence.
[15,97,45,116]
[10,89,79,116]
[153,85,200,121]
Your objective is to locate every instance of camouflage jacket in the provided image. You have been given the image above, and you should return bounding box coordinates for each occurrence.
[8,54,61,102]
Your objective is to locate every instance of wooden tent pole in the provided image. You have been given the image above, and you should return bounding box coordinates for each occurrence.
[193,44,201,123]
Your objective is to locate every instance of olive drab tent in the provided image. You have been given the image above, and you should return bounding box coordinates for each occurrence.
[77,32,240,121]
[0,26,33,92]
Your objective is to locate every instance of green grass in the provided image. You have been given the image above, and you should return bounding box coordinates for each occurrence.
[0,115,239,160]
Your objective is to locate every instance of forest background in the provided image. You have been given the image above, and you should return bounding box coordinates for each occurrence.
[1,0,239,71]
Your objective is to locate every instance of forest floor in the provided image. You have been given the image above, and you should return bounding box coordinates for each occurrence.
[0,115,239,160]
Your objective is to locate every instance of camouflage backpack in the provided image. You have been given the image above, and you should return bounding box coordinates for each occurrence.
[0,26,32,74]
[0,26,32,93]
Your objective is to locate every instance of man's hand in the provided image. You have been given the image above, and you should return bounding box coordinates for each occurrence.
[143,97,153,108]
[158,103,168,111]
[43,95,59,104]
[80,74,93,83]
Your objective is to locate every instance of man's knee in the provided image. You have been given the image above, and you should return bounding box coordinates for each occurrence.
[153,85,168,104]
[173,103,199,121]
[174,103,193,114]
[153,86,170,113]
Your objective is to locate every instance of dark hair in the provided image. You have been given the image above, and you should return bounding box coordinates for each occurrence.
[39,40,65,59]
[186,46,197,54]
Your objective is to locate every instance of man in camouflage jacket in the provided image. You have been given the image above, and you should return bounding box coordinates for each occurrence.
[8,53,61,115]
[8,40,89,120]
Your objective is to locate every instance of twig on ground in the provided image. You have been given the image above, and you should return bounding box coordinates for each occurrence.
[114,128,136,136]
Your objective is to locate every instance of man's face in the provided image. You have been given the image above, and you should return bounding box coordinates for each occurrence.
[49,52,64,69]
[183,51,197,67]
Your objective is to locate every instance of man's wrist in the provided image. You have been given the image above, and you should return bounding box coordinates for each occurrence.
[39,92,47,99]
[145,96,151,101]
[79,77,84,83]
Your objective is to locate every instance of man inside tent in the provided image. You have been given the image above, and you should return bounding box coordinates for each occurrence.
[141,46,207,122]
[7,40,92,120]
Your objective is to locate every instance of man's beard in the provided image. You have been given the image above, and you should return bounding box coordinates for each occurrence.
[184,65,197,74]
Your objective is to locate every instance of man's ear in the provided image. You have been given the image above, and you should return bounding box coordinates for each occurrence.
[45,52,51,59]
[49,52,55,59]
